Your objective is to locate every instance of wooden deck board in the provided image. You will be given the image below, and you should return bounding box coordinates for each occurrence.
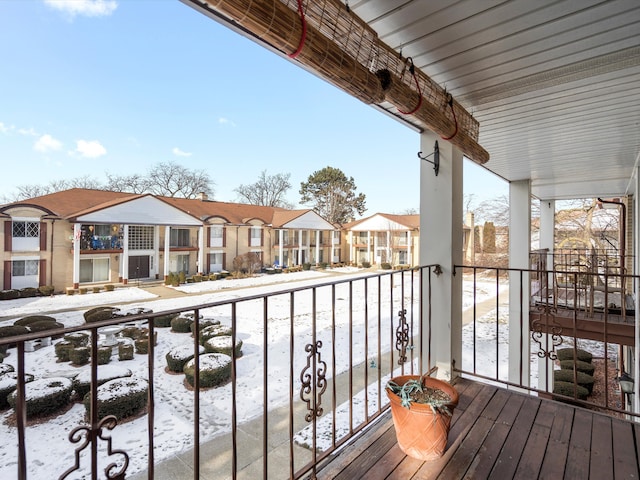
[315,378,640,480]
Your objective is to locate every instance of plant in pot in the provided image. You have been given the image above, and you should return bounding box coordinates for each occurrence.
[386,370,459,461]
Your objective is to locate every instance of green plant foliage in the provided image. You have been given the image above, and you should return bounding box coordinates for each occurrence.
[183,353,232,389]
[37,285,55,296]
[189,318,220,335]
[153,313,179,328]
[19,287,39,298]
[54,341,74,362]
[25,321,65,336]
[165,344,205,373]
[556,348,593,363]
[553,381,589,401]
[203,335,243,357]
[361,261,371,268]
[171,316,193,333]
[83,377,148,421]
[69,347,90,366]
[63,332,90,348]
[381,262,392,270]
[0,372,34,409]
[83,306,120,323]
[559,359,595,376]
[302,263,311,271]
[13,315,57,327]
[199,325,233,345]
[97,346,112,365]
[118,343,134,361]
[104,284,115,292]
[178,272,186,284]
[8,377,73,417]
[553,369,595,394]
[73,366,133,398]
[0,289,21,301]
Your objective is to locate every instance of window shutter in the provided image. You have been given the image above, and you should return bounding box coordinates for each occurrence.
[223,227,226,247]
[206,227,211,248]
[248,228,251,247]
[222,253,226,270]
[40,222,47,251]
[260,228,264,246]
[4,221,11,252]
[206,253,211,274]
[3,261,11,290]
[39,259,46,286]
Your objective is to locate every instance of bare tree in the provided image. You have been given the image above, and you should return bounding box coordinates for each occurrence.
[104,172,150,194]
[235,170,293,208]
[145,161,214,199]
[11,175,102,202]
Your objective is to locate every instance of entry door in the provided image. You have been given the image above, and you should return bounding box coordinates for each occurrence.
[129,255,150,279]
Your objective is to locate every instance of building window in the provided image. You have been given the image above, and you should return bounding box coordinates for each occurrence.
[79,258,110,283]
[210,226,224,247]
[12,221,39,238]
[12,259,39,276]
[170,228,190,247]
[250,227,262,247]
[128,226,154,250]
[209,252,224,272]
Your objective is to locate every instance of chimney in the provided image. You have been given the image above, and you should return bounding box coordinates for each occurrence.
[198,192,208,201]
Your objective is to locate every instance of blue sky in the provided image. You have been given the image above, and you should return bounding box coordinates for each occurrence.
[0,0,507,215]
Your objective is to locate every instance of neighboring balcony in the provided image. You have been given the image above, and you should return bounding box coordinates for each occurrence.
[0,264,637,479]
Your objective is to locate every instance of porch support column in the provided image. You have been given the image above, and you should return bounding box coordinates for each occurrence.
[198,226,205,274]
[407,230,411,266]
[419,130,463,381]
[315,230,320,264]
[72,223,81,289]
[509,180,531,388]
[633,167,640,413]
[537,200,555,393]
[164,227,170,281]
[279,230,284,267]
[122,225,129,284]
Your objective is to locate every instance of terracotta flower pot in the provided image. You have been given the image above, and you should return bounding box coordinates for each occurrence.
[386,375,459,461]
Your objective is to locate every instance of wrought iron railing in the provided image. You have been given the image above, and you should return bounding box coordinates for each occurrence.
[0,267,434,480]
[457,264,638,419]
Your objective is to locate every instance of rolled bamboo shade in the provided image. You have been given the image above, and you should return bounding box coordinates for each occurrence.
[197,0,489,165]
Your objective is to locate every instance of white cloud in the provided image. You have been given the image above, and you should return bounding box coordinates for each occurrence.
[75,139,107,158]
[34,134,63,153]
[218,117,236,127]
[44,0,118,18]
[18,127,38,137]
[172,147,192,157]
[0,122,8,134]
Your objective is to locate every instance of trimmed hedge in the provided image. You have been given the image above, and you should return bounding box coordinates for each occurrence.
[84,306,121,324]
[189,318,220,335]
[83,376,148,421]
[0,372,34,409]
[70,347,90,366]
[556,348,593,363]
[8,377,73,417]
[18,287,39,298]
[554,369,595,394]
[199,325,233,345]
[166,344,205,373]
[73,365,133,398]
[203,335,243,357]
[553,381,589,401]
[153,313,179,328]
[183,353,232,389]
[0,290,20,301]
[559,359,595,376]
[171,316,193,333]
[14,315,57,327]
[55,341,74,362]
[64,332,90,347]
[38,285,55,296]
[118,343,134,361]
[0,364,14,376]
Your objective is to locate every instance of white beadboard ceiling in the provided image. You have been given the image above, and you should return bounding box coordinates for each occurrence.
[184,0,640,201]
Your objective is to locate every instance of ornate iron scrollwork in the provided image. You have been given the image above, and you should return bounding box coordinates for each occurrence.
[531,303,563,360]
[395,308,409,365]
[59,415,129,480]
[300,340,327,422]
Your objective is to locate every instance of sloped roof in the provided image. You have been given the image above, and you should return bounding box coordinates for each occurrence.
[0,188,335,228]
[345,213,420,231]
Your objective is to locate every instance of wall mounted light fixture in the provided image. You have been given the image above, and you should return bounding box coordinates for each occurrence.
[418,140,439,176]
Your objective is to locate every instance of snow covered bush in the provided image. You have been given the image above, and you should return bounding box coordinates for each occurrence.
[170,316,193,333]
[189,318,219,335]
[0,371,34,409]
[73,365,133,398]
[165,344,205,373]
[7,377,73,417]
[183,353,232,389]
[83,306,121,324]
[83,376,148,421]
[70,347,90,366]
[198,325,232,345]
[153,313,178,328]
[203,335,243,357]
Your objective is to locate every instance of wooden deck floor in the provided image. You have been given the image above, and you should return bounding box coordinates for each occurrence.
[315,377,640,479]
